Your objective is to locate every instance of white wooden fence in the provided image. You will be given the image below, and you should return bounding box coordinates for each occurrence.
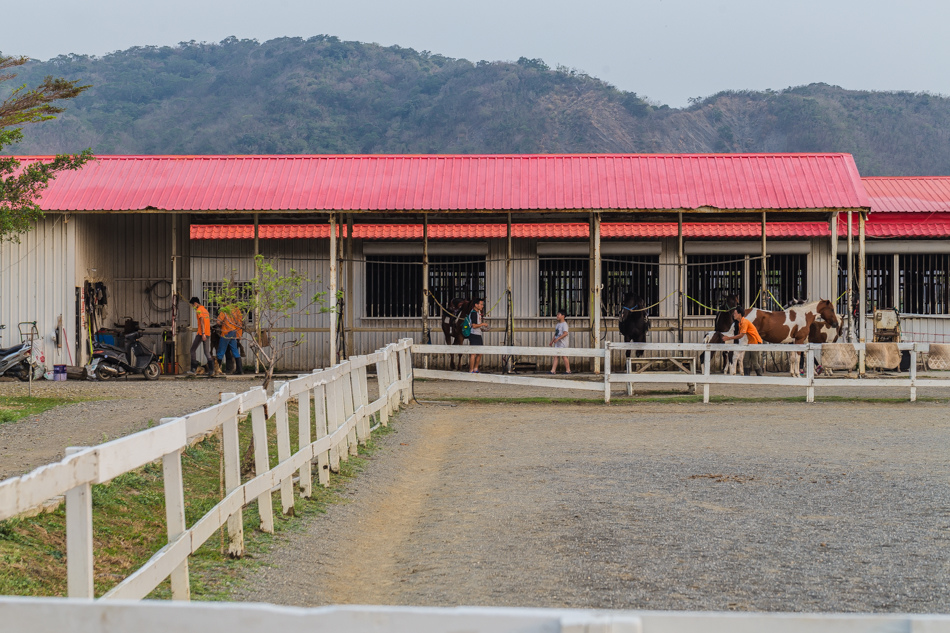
[2,598,950,633]
[0,339,414,601]
[412,342,950,404]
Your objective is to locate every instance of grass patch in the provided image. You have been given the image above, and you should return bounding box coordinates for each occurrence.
[0,400,393,600]
[0,396,82,425]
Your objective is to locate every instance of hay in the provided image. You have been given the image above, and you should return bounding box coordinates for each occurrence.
[820,343,858,371]
[927,344,950,370]
[865,343,902,370]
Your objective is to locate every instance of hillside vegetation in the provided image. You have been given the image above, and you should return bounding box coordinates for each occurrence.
[6,36,950,176]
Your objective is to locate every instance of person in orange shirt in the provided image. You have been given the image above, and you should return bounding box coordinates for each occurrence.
[215,305,244,376]
[723,306,764,376]
[187,297,213,376]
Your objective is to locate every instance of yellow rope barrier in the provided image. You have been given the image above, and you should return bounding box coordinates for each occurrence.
[619,290,677,313]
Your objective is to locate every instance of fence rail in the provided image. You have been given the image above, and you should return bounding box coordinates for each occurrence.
[2,598,949,633]
[0,339,414,601]
[412,342,950,404]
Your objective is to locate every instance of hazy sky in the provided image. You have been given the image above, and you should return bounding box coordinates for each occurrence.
[5,0,949,107]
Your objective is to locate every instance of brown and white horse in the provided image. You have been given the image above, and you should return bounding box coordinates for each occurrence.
[726,299,840,376]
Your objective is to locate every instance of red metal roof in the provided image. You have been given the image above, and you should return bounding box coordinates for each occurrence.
[838,212,950,238]
[31,154,870,213]
[863,177,950,213]
[190,222,830,240]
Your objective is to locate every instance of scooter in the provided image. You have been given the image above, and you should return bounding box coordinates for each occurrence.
[90,330,161,381]
[0,340,45,381]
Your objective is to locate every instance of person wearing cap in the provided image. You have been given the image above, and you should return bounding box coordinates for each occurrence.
[722,306,764,376]
[186,297,213,376]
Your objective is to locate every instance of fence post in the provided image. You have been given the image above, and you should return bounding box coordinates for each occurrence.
[806,346,815,403]
[910,345,918,402]
[296,377,313,499]
[329,376,346,469]
[399,343,412,405]
[388,348,400,412]
[273,382,295,516]
[703,350,711,404]
[603,343,611,404]
[350,360,368,445]
[313,380,331,485]
[220,392,244,557]
[250,403,275,533]
[159,417,190,601]
[65,446,94,599]
[625,357,633,397]
[341,366,359,456]
[376,351,390,427]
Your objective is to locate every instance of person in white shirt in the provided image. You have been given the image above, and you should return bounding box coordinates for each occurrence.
[549,309,571,374]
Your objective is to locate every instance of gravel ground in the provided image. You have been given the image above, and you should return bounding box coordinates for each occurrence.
[234,388,950,613]
[0,376,260,479]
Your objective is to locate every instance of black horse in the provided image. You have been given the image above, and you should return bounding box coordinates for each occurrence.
[441,297,475,370]
[618,292,650,358]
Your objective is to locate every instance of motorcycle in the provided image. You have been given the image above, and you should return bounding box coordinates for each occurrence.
[90,330,161,381]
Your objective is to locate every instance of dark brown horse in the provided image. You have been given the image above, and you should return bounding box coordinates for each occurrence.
[441,297,475,369]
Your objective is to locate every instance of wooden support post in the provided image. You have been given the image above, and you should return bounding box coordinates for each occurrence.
[602,342,610,403]
[329,214,338,365]
[254,214,260,375]
[591,213,602,374]
[761,212,768,309]
[250,404,275,533]
[160,418,190,600]
[422,217,430,370]
[296,378,313,499]
[346,215,354,359]
[220,392,245,557]
[65,446,94,599]
[170,217,178,372]
[702,351,711,404]
[342,369,359,456]
[506,213,514,373]
[677,213,684,343]
[313,381,330,486]
[830,212,839,305]
[858,211,867,376]
[846,210,854,343]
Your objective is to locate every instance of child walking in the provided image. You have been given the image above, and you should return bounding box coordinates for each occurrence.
[549,309,571,374]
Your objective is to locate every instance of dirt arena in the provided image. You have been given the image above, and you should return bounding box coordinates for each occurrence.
[231,379,950,613]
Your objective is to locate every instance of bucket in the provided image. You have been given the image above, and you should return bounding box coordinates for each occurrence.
[53,365,67,381]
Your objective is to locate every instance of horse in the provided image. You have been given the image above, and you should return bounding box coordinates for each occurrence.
[618,292,650,359]
[727,299,840,377]
[706,294,742,374]
[441,297,475,370]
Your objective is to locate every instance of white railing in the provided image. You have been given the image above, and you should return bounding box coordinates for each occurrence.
[2,598,948,632]
[0,339,414,601]
[412,342,950,404]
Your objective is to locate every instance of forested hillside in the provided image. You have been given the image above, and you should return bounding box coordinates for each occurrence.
[7,36,950,176]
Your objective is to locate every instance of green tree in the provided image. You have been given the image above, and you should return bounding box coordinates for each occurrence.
[0,54,93,241]
[209,255,330,390]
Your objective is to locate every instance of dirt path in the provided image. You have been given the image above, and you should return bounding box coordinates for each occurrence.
[235,394,950,613]
[0,377,260,479]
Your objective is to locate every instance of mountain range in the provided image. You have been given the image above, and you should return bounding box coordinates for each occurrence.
[7,36,950,176]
